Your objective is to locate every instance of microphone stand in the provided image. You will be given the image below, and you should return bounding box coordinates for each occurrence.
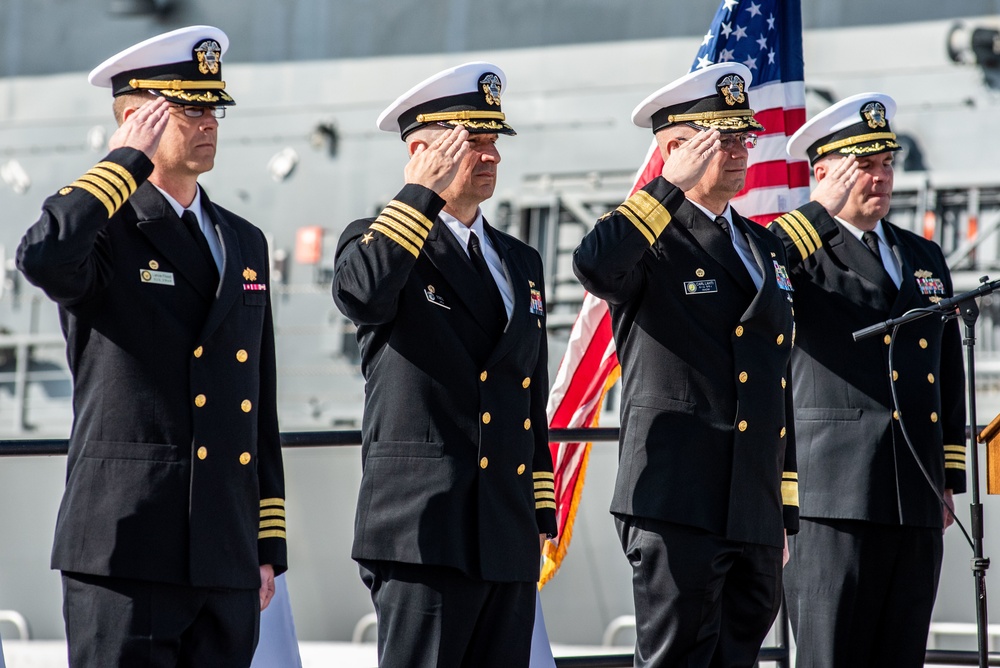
[854,275,1000,668]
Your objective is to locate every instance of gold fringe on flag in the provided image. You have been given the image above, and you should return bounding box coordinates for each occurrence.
[539,365,621,589]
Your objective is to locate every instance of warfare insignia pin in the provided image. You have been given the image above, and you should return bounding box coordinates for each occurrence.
[194,39,222,75]
[862,101,887,129]
[243,267,258,281]
[480,73,502,106]
[914,269,932,279]
[530,289,545,315]
[717,74,746,106]
[528,280,535,288]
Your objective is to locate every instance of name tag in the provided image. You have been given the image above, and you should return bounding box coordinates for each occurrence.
[684,280,717,295]
[140,269,174,286]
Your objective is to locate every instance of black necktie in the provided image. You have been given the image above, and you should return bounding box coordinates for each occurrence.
[862,230,883,261]
[181,210,219,281]
[467,232,507,337]
[715,215,731,237]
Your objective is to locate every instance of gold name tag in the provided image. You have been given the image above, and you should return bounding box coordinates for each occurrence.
[140,269,175,286]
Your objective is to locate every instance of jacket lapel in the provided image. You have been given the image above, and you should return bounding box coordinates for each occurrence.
[132,184,216,302]
[422,219,502,339]
[828,220,898,299]
[483,221,528,367]
[680,201,756,297]
[886,223,918,316]
[197,192,244,341]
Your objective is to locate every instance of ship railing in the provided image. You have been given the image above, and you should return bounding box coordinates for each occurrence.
[2,427,999,667]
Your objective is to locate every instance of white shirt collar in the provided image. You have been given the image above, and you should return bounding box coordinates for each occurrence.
[154,184,204,223]
[439,208,486,254]
[836,217,887,245]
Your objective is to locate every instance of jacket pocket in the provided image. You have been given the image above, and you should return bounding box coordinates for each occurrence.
[796,407,863,422]
[368,440,444,458]
[83,440,180,462]
[630,393,697,414]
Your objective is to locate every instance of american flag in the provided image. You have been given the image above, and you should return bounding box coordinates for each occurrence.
[540,0,806,586]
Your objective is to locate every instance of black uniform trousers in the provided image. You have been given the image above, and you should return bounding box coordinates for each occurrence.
[616,516,783,668]
[358,560,536,668]
[62,572,260,668]
[783,518,943,668]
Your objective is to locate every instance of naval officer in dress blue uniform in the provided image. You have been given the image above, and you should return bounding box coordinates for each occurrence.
[333,62,558,668]
[16,26,286,668]
[574,62,799,668]
[769,94,966,667]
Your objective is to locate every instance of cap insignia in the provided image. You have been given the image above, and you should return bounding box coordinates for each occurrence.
[194,39,222,76]
[862,102,887,130]
[480,73,502,106]
[718,74,746,107]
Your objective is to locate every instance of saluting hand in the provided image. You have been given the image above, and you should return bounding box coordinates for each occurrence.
[108,96,170,160]
[661,129,721,192]
[404,125,471,195]
[811,154,859,217]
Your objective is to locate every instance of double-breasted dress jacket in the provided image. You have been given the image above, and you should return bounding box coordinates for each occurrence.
[17,147,287,588]
[574,176,799,547]
[333,184,558,583]
[768,201,966,526]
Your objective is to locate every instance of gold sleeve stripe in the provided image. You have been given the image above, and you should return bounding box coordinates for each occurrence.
[782,471,798,481]
[627,191,672,238]
[789,209,822,249]
[616,204,656,245]
[945,461,967,470]
[95,161,138,194]
[536,500,557,510]
[260,498,285,508]
[772,213,817,262]
[260,508,286,518]
[534,480,555,490]
[76,174,124,211]
[370,222,419,257]
[385,200,434,231]
[258,529,286,539]
[260,519,286,529]
[69,180,116,218]
[89,166,131,201]
[535,490,556,500]
[533,471,554,480]
[380,209,430,240]
[944,445,967,453]
[945,453,966,461]
[781,480,799,507]
[374,215,426,249]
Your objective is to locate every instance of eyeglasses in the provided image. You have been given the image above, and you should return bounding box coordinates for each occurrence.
[169,105,226,119]
[677,130,758,150]
[721,132,758,149]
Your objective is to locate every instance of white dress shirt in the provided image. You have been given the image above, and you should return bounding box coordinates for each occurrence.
[439,209,514,319]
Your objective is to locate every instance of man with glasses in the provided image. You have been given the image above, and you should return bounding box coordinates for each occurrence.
[574,62,798,667]
[769,93,966,666]
[17,26,286,667]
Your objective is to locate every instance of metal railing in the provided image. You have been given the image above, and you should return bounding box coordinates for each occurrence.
[2,426,996,667]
